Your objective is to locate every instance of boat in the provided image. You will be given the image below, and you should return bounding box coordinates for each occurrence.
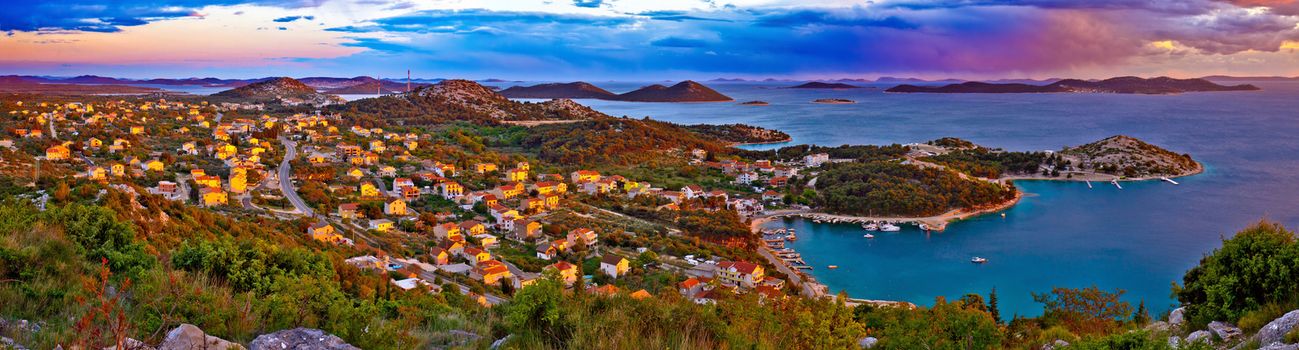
[880,223,901,232]
[918,223,930,231]
[786,232,797,241]
[863,233,875,239]
[862,223,878,231]
[970,257,988,264]
[828,265,839,269]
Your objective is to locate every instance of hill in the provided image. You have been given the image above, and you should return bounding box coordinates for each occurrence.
[1062,135,1201,178]
[921,135,1200,179]
[498,82,618,99]
[786,82,863,89]
[613,80,733,102]
[340,79,609,125]
[887,76,1260,94]
[212,77,344,106]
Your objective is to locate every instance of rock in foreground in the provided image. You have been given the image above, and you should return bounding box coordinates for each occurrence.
[249,328,359,350]
[1259,309,1299,347]
[158,324,245,350]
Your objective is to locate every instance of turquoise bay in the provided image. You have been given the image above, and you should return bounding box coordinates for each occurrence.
[559,80,1299,317]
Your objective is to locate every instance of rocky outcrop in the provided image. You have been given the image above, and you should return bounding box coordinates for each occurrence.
[248,328,359,350]
[1208,321,1243,342]
[1169,307,1186,328]
[1186,330,1212,344]
[1259,310,1299,347]
[1039,339,1070,350]
[858,336,877,348]
[158,324,245,350]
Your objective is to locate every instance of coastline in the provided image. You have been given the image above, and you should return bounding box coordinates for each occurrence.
[771,189,1024,232]
[997,161,1204,183]
[730,136,793,147]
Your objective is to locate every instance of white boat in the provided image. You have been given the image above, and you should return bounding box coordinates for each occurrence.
[918,223,930,231]
[971,257,988,263]
[863,233,875,239]
[862,223,878,231]
[880,223,901,232]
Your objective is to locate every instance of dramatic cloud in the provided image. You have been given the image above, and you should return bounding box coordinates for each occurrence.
[3,0,1299,79]
[273,15,315,22]
[0,0,324,32]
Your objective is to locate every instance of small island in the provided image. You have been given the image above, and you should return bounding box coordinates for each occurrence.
[739,100,770,106]
[786,82,863,89]
[812,98,855,104]
[886,76,1260,94]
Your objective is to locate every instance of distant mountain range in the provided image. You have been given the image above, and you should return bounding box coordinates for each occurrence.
[1,74,1291,97]
[885,76,1261,94]
[785,82,863,89]
[499,80,733,102]
[0,74,427,94]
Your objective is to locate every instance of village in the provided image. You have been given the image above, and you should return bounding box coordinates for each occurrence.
[2,96,842,309]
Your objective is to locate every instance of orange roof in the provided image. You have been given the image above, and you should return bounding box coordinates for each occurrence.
[718,261,761,275]
[630,289,652,299]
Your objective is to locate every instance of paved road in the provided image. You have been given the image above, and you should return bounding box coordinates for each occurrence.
[277,137,314,216]
[416,270,506,305]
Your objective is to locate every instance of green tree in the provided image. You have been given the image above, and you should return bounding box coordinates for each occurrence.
[1175,221,1299,327]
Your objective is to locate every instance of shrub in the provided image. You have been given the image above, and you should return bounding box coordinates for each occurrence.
[1175,221,1299,327]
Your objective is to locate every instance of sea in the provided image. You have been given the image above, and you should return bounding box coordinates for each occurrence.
[553,80,1299,317]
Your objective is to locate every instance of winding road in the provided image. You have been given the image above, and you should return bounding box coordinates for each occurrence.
[277,137,314,216]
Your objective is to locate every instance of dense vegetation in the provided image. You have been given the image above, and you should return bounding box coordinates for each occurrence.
[522,118,729,165]
[814,161,1016,217]
[924,148,1052,178]
[683,123,789,145]
[1175,221,1299,330]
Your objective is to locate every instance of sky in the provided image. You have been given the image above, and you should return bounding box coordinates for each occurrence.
[3,0,1299,80]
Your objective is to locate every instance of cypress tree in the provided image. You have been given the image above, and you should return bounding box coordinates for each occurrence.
[989,287,1002,324]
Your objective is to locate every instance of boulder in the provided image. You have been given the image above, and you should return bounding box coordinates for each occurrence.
[1186,330,1212,344]
[1258,310,1299,346]
[158,324,245,350]
[1169,307,1186,328]
[248,328,358,350]
[858,337,878,349]
[1207,321,1242,341]
[2,336,29,350]
[1260,344,1299,350]
[1168,336,1181,349]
